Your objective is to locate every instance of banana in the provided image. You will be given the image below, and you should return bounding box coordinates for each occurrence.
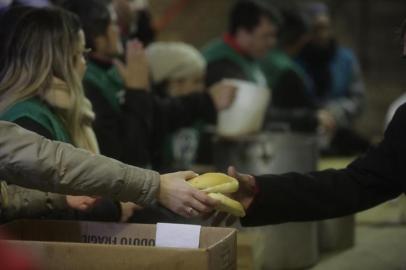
[188,173,245,217]
[188,173,238,193]
[208,193,246,217]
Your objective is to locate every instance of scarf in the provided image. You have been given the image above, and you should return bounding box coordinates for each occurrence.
[44,77,100,154]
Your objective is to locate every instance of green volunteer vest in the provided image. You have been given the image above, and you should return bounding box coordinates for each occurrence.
[84,61,124,113]
[202,39,267,86]
[0,97,71,143]
[260,49,308,89]
[163,122,203,170]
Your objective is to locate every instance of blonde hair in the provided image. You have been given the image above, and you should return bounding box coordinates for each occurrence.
[0,7,90,150]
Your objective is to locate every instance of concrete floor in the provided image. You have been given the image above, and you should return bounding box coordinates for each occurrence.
[238,221,406,270]
[310,225,406,270]
[310,198,406,270]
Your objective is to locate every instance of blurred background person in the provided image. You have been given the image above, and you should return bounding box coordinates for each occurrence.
[198,0,278,169]
[147,42,206,98]
[203,0,278,87]
[62,0,153,168]
[147,41,237,172]
[296,2,369,155]
[146,41,206,171]
[260,9,324,133]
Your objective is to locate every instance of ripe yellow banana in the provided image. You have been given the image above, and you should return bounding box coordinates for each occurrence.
[188,173,245,217]
[208,193,246,217]
[187,173,238,193]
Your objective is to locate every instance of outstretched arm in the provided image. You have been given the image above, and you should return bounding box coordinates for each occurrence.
[0,121,218,218]
[225,104,406,226]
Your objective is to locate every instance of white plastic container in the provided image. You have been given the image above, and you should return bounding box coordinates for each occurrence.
[217,79,271,137]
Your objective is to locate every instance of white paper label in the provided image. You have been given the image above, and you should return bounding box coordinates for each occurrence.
[155,223,201,249]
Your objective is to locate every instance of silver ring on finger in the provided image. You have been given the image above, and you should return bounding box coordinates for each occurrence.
[188,207,197,216]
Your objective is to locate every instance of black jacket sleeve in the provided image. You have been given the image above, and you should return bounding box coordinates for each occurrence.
[205,59,248,87]
[86,79,217,168]
[151,92,217,133]
[85,80,152,167]
[241,104,406,226]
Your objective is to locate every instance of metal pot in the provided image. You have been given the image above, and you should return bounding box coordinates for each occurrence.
[213,132,318,175]
[318,216,355,252]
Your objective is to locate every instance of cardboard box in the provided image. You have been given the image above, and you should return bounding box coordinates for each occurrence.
[1,220,237,270]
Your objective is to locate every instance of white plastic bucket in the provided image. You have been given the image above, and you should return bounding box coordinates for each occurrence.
[217,79,270,137]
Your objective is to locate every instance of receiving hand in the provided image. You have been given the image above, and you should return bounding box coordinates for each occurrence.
[66,195,98,211]
[212,166,256,226]
[120,202,143,222]
[209,80,237,111]
[158,171,218,218]
[114,39,150,90]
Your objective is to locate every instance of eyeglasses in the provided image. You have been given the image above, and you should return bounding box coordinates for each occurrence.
[82,48,92,60]
[75,48,92,61]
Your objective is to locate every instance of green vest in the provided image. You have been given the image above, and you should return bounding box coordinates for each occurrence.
[260,49,307,90]
[0,98,71,143]
[202,39,267,86]
[163,122,203,170]
[84,61,124,113]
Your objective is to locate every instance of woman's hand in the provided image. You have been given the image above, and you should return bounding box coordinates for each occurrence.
[158,171,218,218]
[114,40,150,90]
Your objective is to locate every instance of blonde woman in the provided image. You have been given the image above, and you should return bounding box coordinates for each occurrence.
[0,6,216,222]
